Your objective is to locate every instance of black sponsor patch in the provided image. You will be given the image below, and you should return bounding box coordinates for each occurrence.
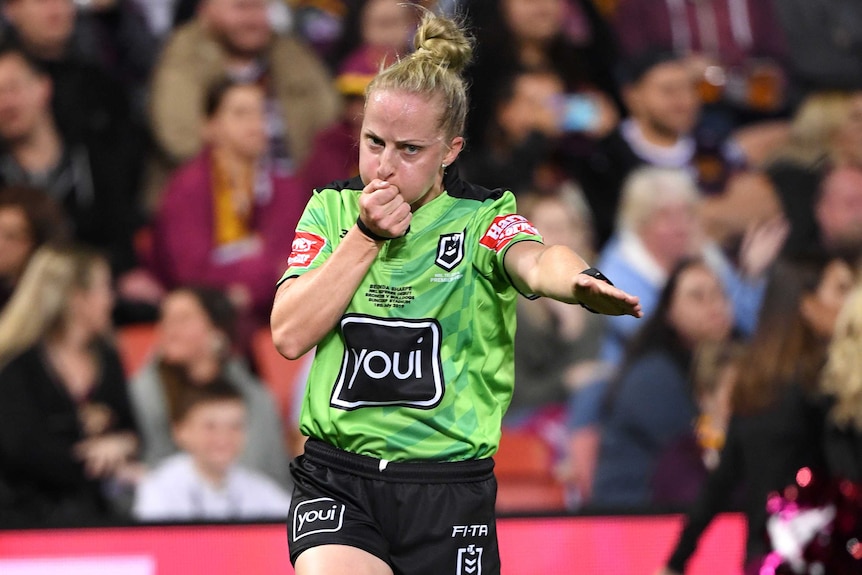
[331,315,444,410]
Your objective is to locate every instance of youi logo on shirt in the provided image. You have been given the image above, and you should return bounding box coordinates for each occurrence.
[331,315,444,410]
[292,497,346,540]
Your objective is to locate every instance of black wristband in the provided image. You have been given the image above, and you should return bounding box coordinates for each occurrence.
[578,267,614,314]
[579,267,614,286]
[356,216,390,242]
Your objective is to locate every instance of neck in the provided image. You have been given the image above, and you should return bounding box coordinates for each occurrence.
[187,355,223,386]
[214,146,255,182]
[517,39,549,68]
[24,41,67,63]
[11,120,63,173]
[193,458,230,489]
[633,118,682,148]
[48,322,92,354]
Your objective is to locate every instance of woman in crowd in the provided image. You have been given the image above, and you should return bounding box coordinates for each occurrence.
[130,286,290,488]
[590,258,734,509]
[0,245,139,525]
[151,78,305,337]
[658,253,856,575]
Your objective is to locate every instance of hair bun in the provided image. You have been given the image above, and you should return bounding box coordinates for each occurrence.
[412,12,473,75]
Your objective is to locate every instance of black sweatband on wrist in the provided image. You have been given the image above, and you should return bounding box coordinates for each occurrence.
[578,267,614,314]
[579,267,614,286]
[356,216,390,242]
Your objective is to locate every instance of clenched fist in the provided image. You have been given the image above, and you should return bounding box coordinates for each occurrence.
[357,179,412,240]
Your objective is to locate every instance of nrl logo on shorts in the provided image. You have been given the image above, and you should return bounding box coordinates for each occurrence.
[436,230,465,271]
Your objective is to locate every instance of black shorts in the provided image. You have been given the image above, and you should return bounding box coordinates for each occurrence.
[287,439,500,575]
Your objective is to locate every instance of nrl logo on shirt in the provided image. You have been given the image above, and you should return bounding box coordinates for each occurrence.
[436,230,465,271]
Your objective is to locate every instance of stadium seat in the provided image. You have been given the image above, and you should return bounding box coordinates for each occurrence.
[115,323,159,378]
[494,429,567,513]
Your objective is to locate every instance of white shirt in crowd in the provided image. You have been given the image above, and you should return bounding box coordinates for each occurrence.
[133,453,292,522]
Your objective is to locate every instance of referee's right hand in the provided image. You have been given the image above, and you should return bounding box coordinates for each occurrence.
[358,179,412,239]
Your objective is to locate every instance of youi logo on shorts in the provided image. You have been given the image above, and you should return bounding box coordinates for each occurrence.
[293,497,346,540]
[331,315,444,410]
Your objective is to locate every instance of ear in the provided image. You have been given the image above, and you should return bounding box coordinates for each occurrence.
[443,136,464,167]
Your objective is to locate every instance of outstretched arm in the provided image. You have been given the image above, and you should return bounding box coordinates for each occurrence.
[504,241,642,318]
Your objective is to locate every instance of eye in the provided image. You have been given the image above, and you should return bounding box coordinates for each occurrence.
[366,135,384,149]
[402,144,421,155]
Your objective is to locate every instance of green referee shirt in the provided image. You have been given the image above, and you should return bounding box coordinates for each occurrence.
[279,172,543,462]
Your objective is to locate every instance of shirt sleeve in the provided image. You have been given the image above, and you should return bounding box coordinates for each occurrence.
[471,191,543,295]
[277,189,336,285]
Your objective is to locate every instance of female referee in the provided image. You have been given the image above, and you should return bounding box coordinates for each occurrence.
[271,8,642,575]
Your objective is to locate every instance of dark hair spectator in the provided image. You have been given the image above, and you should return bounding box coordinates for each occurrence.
[150,78,303,333]
[590,258,734,509]
[660,254,857,575]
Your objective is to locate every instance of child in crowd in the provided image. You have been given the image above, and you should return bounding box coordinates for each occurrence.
[133,381,291,521]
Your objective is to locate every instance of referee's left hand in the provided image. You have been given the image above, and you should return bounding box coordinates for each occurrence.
[574,274,642,317]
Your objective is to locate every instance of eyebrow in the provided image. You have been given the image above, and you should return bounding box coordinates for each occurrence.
[364,129,435,147]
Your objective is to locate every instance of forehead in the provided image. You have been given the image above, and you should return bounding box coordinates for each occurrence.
[676,265,719,289]
[186,399,246,421]
[639,62,689,87]
[363,89,443,141]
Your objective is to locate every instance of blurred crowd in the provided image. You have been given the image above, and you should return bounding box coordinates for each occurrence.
[1,0,862,570]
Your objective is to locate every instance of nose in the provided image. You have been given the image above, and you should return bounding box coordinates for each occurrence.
[376,148,395,180]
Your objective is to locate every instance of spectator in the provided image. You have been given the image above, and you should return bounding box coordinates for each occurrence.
[133,380,291,521]
[590,258,734,510]
[753,91,862,258]
[464,0,620,155]
[612,0,789,132]
[146,0,340,210]
[659,254,857,575]
[582,51,737,246]
[0,0,146,192]
[0,43,159,316]
[0,245,140,526]
[328,0,416,71]
[813,167,862,257]
[595,167,781,368]
[0,185,68,309]
[130,286,290,488]
[151,78,303,328]
[459,68,575,195]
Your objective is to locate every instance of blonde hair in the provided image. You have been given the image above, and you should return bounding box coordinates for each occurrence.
[821,282,862,430]
[367,8,473,140]
[0,245,105,366]
[616,166,700,233]
[767,91,853,168]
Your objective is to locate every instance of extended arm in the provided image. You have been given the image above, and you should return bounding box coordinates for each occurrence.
[504,241,642,317]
